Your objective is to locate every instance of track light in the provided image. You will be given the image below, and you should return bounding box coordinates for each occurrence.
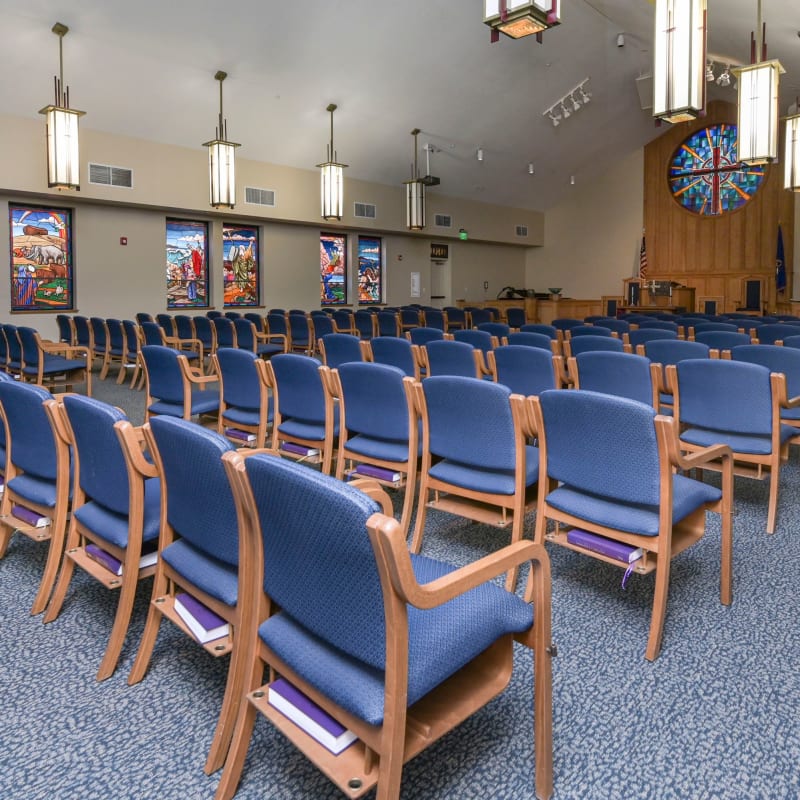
[716,65,731,87]
[579,86,591,103]
[706,60,715,82]
[543,78,591,127]
[570,94,581,112]
[561,102,571,119]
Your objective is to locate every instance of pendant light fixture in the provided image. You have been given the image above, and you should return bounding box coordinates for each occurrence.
[785,102,800,191]
[652,0,707,124]
[39,22,85,190]
[732,0,784,165]
[404,129,426,231]
[317,104,347,221]
[203,71,240,209]
[483,1,561,41]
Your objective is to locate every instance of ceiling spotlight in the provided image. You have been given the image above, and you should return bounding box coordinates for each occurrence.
[561,102,571,119]
[706,60,715,82]
[571,95,581,112]
[551,113,560,127]
[579,85,591,103]
[717,65,731,87]
[570,175,576,185]
[528,162,535,175]
[476,147,484,162]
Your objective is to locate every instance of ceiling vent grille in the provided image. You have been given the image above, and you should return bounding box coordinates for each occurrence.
[354,202,376,219]
[88,163,133,188]
[434,213,452,228]
[515,225,529,238]
[245,186,276,207]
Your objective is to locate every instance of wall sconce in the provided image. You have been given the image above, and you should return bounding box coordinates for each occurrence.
[543,78,591,127]
[404,129,426,230]
[484,0,561,40]
[317,103,348,221]
[652,0,706,124]
[528,162,535,175]
[476,147,485,162]
[784,110,800,191]
[203,71,240,209]
[39,23,85,190]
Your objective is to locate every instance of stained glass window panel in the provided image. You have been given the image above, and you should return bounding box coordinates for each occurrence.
[320,233,347,305]
[223,224,260,307]
[166,220,209,308]
[358,236,382,305]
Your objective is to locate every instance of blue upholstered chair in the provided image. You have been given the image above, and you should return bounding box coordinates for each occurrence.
[17,325,92,395]
[753,323,800,346]
[487,345,559,397]
[637,319,679,333]
[409,376,537,589]
[42,396,160,680]
[568,324,612,339]
[122,320,143,389]
[309,312,334,346]
[192,315,217,359]
[354,310,376,340]
[363,336,419,379]
[0,381,70,615]
[89,317,110,377]
[213,348,273,448]
[174,314,196,341]
[781,334,800,350]
[156,313,176,337]
[422,339,481,379]
[567,351,658,407]
[3,324,23,378]
[266,353,338,475]
[104,318,128,384]
[224,311,242,320]
[266,312,291,352]
[56,314,75,345]
[521,323,558,340]
[318,333,363,369]
[288,313,314,354]
[506,331,558,353]
[421,308,446,331]
[690,321,740,338]
[214,452,554,800]
[668,358,798,534]
[640,338,711,413]
[468,307,492,327]
[452,329,497,375]
[624,327,678,351]
[478,322,511,340]
[593,318,630,335]
[72,315,94,370]
[140,345,219,422]
[506,307,527,329]
[694,331,752,352]
[407,326,444,347]
[563,334,624,359]
[135,312,155,325]
[530,388,733,661]
[243,313,266,332]
[206,310,223,319]
[212,317,238,351]
[399,307,422,332]
[128,416,245,775]
[141,320,203,370]
[233,318,285,359]
[551,318,583,340]
[328,361,419,534]
[376,311,401,337]
[331,310,357,336]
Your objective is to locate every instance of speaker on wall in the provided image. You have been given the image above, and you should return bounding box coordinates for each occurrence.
[636,74,653,110]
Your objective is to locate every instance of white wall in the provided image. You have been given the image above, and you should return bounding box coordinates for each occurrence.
[525,150,644,298]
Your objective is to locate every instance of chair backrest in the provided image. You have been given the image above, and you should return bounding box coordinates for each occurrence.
[694,331,752,350]
[376,311,400,337]
[691,322,739,334]
[174,315,195,340]
[233,318,257,351]
[627,328,678,348]
[424,339,479,378]
[122,320,140,353]
[567,335,624,357]
[593,318,630,335]
[56,314,74,344]
[422,376,518,472]
[490,345,556,396]
[0,381,56,480]
[148,416,238,564]
[368,336,416,377]
[192,315,215,348]
[206,310,223,319]
[338,362,410,444]
[156,313,176,336]
[267,312,289,337]
[506,307,527,328]
[551,318,583,332]
[643,339,710,366]
[90,317,108,349]
[477,322,511,339]
[141,345,186,402]
[216,347,262,411]
[520,323,558,339]
[537,389,661,506]
[213,316,237,348]
[730,344,800,399]
[452,329,495,354]
[755,323,800,345]
[505,331,554,351]
[62,395,130,514]
[408,327,444,346]
[269,353,326,423]
[637,319,679,332]
[135,312,154,325]
[311,313,334,339]
[675,358,773,435]
[469,308,492,327]
[400,308,421,328]
[242,453,386,668]
[73,315,92,347]
[572,351,654,406]
[354,310,375,339]
[17,326,43,367]
[141,321,166,346]
[224,311,242,320]
[570,325,611,338]
[106,318,125,350]
[781,335,800,350]
[289,313,312,345]
[319,333,363,368]
[244,313,266,332]
[422,309,446,331]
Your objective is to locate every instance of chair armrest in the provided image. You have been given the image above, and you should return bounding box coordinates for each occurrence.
[42,342,89,359]
[188,371,217,385]
[349,478,394,515]
[114,421,159,478]
[657,414,733,470]
[367,511,550,610]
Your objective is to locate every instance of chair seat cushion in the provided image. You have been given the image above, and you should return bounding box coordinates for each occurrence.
[7,473,59,508]
[256,343,284,357]
[161,539,238,607]
[222,406,274,427]
[73,478,161,548]
[149,390,219,417]
[545,474,722,537]
[429,445,538,495]
[343,433,417,464]
[23,356,86,376]
[259,553,532,727]
[279,409,340,442]
[680,424,795,455]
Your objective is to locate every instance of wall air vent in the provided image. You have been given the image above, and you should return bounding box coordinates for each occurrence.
[354,202,377,219]
[88,163,133,188]
[434,214,452,228]
[245,186,276,207]
[515,225,529,238]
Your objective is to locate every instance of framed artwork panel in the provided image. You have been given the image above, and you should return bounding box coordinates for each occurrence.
[9,204,74,311]
[223,223,260,307]
[166,219,209,308]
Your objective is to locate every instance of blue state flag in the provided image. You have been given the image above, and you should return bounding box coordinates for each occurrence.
[776,225,787,293]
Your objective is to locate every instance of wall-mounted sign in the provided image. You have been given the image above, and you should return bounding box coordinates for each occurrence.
[430,243,449,259]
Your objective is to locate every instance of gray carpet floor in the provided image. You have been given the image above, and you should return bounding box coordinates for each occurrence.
[0,373,798,799]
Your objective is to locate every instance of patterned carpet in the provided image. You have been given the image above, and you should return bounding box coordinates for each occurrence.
[0,375,798,799]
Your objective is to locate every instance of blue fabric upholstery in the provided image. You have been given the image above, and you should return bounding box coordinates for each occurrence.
[593,318,630,334]
[245,455,532,726]
[753,324,800,344]
[271,354,327,424]
[0,382,56,480]
[7,473,59,508]
[468,308,492,327]
[520,324,558,339]
[477,322,510,339]
[289,314,312,348]
[637,320,679,332]
[338,362,409,443]
[354,311,375,339]
[573,351,653,405]
[311,314,334,339]
[505,331,553,351]
[148,416,238,566]
[679,425,795,455]
[422,309,446,331]
[192,316,215,350]
[408,327,444,346]
[216,348,270,414]
[453,329,494,354]
[429,445,538,494]
[319,334,363,368]
[551,318,583,332]
[425,340,477,378]
[694,331,752,350]
[142,345,219,417]
[17,327,87,377]
[141,321,166,346]
[506,307,526,328]
[627,328,678,348]
[369,337,416,376]
[377,312,400,337]
[213,318,236,349]
[161,539,238,606]
[692,322,739,334]
[568,335,623,356]
[570,325,611,338]
[730,344,800,421]
[492,345,556,396]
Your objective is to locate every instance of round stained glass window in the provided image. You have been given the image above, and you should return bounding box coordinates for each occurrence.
[669,124,765,216]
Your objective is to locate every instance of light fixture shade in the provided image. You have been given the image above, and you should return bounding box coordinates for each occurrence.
[320,161,345,221]
[405,179,426,230]
[483,0,561,39]
[39,105,84,190]
[653,0,707,123]
[784,114,800,191]
[734,60,784,165]
[206,139,239,208]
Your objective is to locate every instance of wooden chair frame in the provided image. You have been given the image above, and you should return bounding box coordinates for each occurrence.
[567,355,661,410]
[214,354,273,449]
[22,330,92,396]
[142,350,218,422]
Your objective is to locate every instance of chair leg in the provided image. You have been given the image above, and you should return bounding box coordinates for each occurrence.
[533,637,554,800]
[127,593,166,685]
[99,353,111,381]
[409,479,429,553]
[644,555,671,662]
[30,508,69,616]
[43,547,78,623]
[766,467,779,534]
[96,574,140,681]
[398,467,417,539]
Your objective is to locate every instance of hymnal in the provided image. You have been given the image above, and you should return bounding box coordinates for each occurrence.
[85,542,158,576]
[268,678,357,755]
[350,464,401,483]
[225,427,256,443]
[566,529,643,563]
[173,592,230,644]
[281,442,320,457]
[11,504,50,528]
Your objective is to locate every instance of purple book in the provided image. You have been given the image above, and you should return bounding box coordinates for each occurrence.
[268,678,357,755]
[225,427,256,443]
[281,442,320,457]
[11,504,50,528]
[85,543,123,575]
[173,592,230,644]
[352,464,401,482]
[566,529,644,563]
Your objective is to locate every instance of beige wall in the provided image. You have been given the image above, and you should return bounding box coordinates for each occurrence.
[525,149,644,299]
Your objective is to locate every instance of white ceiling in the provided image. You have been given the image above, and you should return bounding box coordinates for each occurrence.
[1,1,799,212]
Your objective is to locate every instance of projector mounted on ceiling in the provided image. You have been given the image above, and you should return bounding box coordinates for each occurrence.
[422,143,441,187]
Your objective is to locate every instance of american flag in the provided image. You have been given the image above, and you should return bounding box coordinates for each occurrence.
[639,235,647,280]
